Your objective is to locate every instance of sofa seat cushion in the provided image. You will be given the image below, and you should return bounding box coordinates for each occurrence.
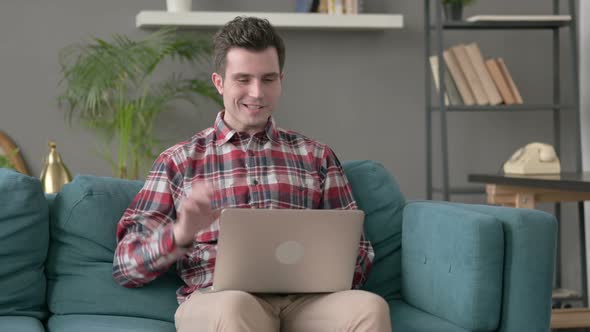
[0,169,49,319]
[343,160,405,300]
[0,316,45,332]
[47,314,175,332]
[389,300,470,332]
[47,175,183,322]
[402,202,504,331]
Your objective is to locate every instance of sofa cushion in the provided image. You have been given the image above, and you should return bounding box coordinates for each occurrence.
[402,201,504,331]
[0,169,49,320]
[342,160,405,300]
[389,300,470,332]
[47,314,175,332]
[46,175,183,322]
[0,316,45,332]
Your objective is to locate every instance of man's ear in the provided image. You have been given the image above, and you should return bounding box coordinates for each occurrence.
[212,72,224,95]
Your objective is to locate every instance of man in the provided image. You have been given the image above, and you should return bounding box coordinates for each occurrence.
[113,16,391,332]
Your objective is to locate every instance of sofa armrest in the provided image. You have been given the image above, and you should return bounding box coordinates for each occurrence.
[402,201,556,332]
[445,202,557,332]
[402,201,505,331]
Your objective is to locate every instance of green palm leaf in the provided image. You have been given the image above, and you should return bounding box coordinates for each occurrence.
[58,28,218,179]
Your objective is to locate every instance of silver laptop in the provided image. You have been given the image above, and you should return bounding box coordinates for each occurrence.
[212,208,365,293]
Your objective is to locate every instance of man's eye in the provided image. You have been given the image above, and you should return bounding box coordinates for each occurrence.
[237,79,249,83]
[263,78,276,82]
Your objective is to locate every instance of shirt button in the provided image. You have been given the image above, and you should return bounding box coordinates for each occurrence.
[253,179,259,185]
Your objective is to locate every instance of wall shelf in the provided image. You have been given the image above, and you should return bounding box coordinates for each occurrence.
[433,19,571,30]
[136,11,404,30]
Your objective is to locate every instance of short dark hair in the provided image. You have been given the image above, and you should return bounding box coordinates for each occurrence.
[213,16,286,76]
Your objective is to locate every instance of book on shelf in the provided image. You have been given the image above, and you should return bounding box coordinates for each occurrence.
[485,58,516,105]
[466,15,572,22]
[451,44,489,105]
[296,0,314,12]
[318,0,328,13]
[434,43,524,107]
[328,0,344,15]
[429,55,463,106]
[496,57,524,104]
[464,43,502,105]
[443,49,475,105]
[316,0,360,14]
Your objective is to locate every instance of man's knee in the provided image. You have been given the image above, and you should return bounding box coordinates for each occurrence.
[351,291,390,318]
[344,290,391,332]
[212,291,261,318]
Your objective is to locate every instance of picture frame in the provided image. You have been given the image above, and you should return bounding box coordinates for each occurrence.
[0,131,30,175]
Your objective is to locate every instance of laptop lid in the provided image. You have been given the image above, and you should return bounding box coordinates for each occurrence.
[212,208,365,294]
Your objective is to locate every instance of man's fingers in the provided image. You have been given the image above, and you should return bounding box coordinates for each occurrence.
[189,180,217,202]
[211,209,222,220]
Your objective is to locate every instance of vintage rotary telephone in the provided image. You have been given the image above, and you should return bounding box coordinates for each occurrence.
[503,142,561,175]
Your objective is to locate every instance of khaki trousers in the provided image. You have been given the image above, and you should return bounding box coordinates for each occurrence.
[174,289,391,332]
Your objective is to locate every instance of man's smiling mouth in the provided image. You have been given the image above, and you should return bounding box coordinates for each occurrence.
[243,104,264,110]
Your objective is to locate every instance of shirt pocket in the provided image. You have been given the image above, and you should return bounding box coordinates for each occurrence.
[267,171,321,209]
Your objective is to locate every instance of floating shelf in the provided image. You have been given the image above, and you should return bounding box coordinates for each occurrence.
[136,11,404,30]
[429,104,572,112]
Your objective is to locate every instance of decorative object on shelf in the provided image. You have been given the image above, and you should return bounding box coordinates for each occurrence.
[0,131,30,175]
[40,141,72,194]
[442,0,476,21]
[503,142,561,175]
[58,28,222,179]
[166,0,192,13]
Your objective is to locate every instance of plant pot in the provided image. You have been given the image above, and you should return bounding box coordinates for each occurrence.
[166,0,192,12]
[443,3,463,21]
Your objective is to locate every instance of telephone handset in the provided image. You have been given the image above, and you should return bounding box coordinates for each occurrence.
[503,142,561,175]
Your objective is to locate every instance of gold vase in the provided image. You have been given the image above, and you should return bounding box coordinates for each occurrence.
[40,141,72,194]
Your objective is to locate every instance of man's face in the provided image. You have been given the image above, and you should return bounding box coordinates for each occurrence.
[212,47,283,134]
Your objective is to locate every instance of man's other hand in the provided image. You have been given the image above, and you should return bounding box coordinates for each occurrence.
[173,181,221,248]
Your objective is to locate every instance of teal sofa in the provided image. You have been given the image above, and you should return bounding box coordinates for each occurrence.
[0,160,556,331]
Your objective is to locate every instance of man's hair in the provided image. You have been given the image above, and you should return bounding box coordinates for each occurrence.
[213,16,286,76]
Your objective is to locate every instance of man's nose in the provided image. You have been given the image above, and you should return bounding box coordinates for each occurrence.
[248,80,264,98]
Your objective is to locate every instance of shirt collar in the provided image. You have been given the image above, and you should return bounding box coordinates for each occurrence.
[214,111,279,145]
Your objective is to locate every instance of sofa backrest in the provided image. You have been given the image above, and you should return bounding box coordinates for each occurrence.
[46,175,183,323]
[0,169,49,320]
[342,160,405,300]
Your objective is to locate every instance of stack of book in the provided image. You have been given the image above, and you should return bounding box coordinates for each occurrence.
[429,43,523,106]
[296,0,364,15]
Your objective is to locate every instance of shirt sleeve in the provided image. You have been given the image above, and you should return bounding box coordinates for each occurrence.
[112,152,187,288]
[319,146,375,289]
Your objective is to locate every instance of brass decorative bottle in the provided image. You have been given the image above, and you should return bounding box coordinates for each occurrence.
[40,141,72,194]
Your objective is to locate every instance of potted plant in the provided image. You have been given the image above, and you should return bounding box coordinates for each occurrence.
[0,149,17,170]
[442,0,476,21]
[58,28,222,179]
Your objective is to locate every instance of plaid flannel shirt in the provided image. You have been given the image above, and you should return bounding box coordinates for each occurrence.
[113,112,374,303]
